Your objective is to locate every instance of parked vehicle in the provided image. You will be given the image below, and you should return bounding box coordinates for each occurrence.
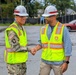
[64,20,76,31]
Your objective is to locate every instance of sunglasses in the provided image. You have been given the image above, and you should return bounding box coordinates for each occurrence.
[45,15,55,18]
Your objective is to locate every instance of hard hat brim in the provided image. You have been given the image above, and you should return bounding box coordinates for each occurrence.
[42,13,58,17]
[14,13,29,16]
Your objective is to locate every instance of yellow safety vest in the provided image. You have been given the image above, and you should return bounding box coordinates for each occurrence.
[4,22,28,64]
[40,22,65,61]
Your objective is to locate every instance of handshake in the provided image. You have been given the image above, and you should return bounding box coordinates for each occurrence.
[17,46,38,55]
[30,47,38,55]
[17,45,42,55]
[30,44,42,55]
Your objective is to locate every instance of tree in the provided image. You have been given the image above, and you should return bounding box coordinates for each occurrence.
[0,3,14,18]
[44,0,75,15]
[24,0,31,5]
[0,0,6,4]
[25,1,44,17]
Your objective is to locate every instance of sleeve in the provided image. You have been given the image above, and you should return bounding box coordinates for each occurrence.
[8,30,29,52]
[63,26,72,56]
[7,30,21,52]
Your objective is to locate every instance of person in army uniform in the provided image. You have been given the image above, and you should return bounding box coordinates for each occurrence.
[4,5,29,75]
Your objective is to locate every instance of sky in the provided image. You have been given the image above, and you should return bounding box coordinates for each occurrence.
[74,0,76,3]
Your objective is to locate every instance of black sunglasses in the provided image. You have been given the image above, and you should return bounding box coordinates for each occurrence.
[45,15,55,18]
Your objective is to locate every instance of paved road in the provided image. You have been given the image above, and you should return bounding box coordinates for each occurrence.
[0,26,76,75]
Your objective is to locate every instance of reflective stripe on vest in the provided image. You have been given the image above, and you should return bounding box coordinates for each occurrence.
[42,43,48,48]
[42,27,46,34]
[6,46,28,52]
[42,43,63,49]
[6,48,13,52]
[55,22,64,34]
[50,43,63,49]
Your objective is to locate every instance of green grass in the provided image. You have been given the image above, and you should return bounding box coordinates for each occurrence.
[0,23,10,26]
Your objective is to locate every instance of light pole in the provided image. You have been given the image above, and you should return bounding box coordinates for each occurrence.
[21,0,22,5]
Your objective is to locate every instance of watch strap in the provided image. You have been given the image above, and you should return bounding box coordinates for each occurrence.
[64,61,69,64]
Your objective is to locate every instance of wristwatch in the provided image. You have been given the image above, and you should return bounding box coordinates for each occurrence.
[64,61,69,64]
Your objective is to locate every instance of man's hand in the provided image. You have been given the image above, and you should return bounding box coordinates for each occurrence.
[30,47,37,55]
[30,45,42,55]
[61,63,68,73]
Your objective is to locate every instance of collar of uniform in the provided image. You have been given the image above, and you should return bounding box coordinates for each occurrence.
[49,24,54,29]
[14,21,23,30]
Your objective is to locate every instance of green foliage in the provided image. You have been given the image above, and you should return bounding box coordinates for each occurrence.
[44,0,75,15]
[0,3,14,18]
[25,1,44,17]
[0,0,75,18]
[5,0,20,5]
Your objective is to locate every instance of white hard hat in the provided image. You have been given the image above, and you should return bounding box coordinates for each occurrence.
[14,5,28,16]
[42,5,58,17]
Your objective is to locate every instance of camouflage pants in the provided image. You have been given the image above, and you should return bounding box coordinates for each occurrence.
[7,63,26,75]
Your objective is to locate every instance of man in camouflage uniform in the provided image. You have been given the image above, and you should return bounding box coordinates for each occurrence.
[4,5,29,75]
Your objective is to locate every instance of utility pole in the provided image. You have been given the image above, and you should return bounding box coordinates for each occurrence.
[21,0,22,5]
[0,0,1,4]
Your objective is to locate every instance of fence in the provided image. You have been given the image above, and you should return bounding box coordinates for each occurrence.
[0,15,76,24]
[57,15,76,23]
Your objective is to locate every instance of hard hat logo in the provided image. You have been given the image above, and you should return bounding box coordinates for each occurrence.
[14,10,20,13]
[42,5,58,17]
[14,5,28,16]
[49,11,58,14]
